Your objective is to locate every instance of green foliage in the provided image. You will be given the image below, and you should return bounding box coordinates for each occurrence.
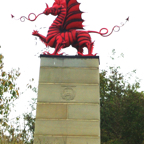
[100,66,144,144]
[0,98,36,144]
[0,51,20,127]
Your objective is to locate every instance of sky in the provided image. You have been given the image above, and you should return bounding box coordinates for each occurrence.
[0,0,144,118]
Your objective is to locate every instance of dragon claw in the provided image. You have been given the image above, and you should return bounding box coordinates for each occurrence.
[32,30,39,36]
[78,52,97,56]
[58,52,64,55]
[43,51,63,55]
[43,51,50,55]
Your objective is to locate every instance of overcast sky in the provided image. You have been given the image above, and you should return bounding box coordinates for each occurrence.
[0,0,144,117]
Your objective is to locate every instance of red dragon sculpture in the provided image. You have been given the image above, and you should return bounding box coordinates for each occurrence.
[12,0,129,56]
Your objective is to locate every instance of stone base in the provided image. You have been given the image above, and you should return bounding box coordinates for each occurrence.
[34,136,100,144]
[34,55,100,144]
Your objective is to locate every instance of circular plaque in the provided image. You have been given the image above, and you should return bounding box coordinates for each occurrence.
[62,87,75,100]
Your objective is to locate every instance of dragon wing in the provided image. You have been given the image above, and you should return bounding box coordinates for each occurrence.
[62,0,84,30]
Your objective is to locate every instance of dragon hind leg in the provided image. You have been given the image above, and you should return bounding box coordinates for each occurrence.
[76,31,96,56]
[87,42,94,55]
[78,42,97,56]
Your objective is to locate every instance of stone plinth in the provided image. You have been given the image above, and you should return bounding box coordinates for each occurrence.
[34,55,100,144]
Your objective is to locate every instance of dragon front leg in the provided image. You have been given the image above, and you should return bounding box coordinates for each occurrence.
[44,36,65,55]
[54,43,64,55]
[44,44,64,55]
[48,43,64,55]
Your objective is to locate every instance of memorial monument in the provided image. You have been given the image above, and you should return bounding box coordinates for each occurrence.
[12,0,128,143]
[34,55,100,144]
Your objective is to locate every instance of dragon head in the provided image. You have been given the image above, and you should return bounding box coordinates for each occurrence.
[43,3,51,15]
[43,0,66,15]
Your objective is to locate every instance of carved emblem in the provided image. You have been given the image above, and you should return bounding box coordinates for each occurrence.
[61,87,75,100]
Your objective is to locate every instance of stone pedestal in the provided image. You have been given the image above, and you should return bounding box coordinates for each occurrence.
[34,55,100,144]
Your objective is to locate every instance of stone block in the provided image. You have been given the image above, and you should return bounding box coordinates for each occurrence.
[68,104,100,120]
[36,104,67,119]
[34,136,66,144]
[39,67,99,84]
[40,57,99,68]
[34,136,100,144]
[38,84,100,103]
[35,119,100,136]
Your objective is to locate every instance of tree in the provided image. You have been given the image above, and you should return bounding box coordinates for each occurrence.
[100,65,144,144]
[0,48,20,127]
[0,46,37,143]
[22,97,36,143]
